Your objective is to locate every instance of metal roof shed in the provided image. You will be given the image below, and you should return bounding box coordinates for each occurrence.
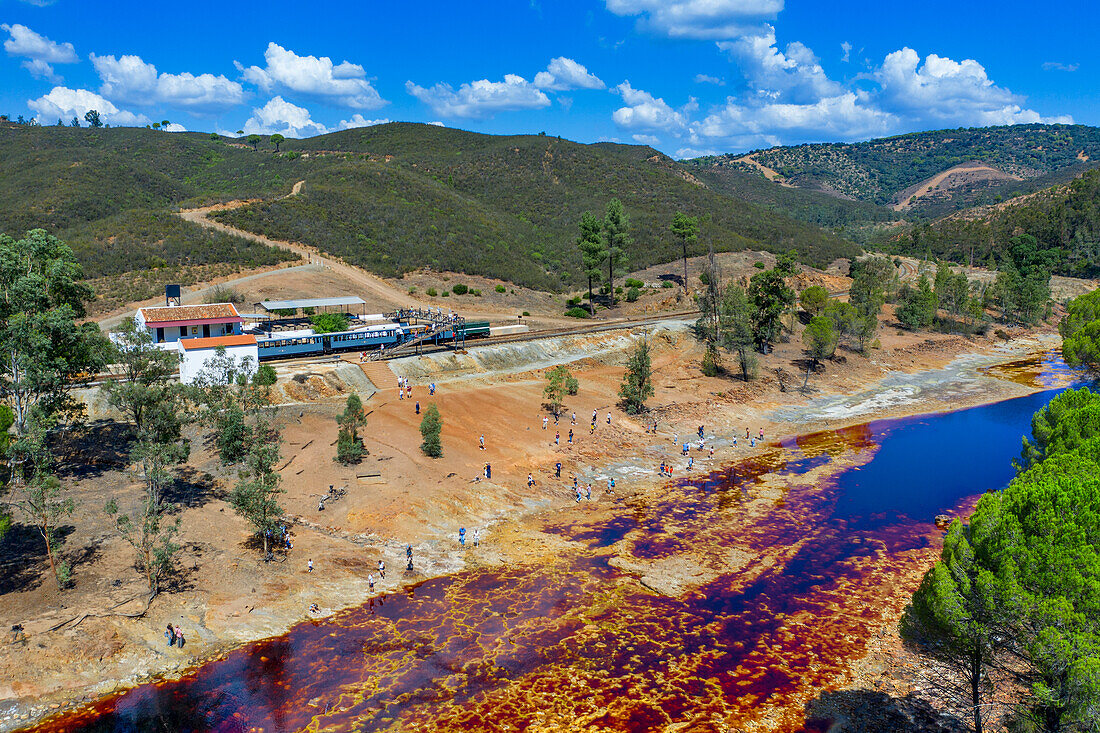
[259,297,367,314]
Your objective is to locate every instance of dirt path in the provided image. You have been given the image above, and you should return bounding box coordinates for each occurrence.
[178,181,422,311]
[892,163,1018,211]
[735,153,791,186]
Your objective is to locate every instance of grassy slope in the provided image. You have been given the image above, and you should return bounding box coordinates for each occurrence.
[685,124,1100,210]
[214,124,860,290]
[1,121,860,293]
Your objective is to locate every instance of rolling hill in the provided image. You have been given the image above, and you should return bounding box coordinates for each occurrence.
[685,124,1100,217]
[0,121,860,295]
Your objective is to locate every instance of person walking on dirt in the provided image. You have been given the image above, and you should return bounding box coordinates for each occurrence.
[555,431,560,446]
[368,573,375,593]
[174,625,185,649]
[571,412,576,426]
[592,409,597,423]
[406,544,413,571]
[607,412,612,425]
[586,483,592,500]
[415,401,420,415]
[459,528,466,547]
[543,416,549,430]
[528,473,535,488]
[480,435,485,450]
[760,428,764,440]
[485,463,492,479]
[378,559,385,579]
[473,528,480,547]
[307,559,314,573]
[555,462,562,478]
[568,429,573,444]
[165,624,176,647]
[698,425,705,440]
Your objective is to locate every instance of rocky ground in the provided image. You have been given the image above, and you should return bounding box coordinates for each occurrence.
[0,293,1076,730]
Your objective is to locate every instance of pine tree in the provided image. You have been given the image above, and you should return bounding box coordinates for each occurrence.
[576,212,606,315]
[419,404,443,457]
[602,199,630,306]
[618,336,654,414]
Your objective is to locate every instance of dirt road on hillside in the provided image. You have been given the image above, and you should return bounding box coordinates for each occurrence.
[177,181,423,310]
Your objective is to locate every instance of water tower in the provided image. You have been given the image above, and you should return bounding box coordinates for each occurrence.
[165,284,181,307]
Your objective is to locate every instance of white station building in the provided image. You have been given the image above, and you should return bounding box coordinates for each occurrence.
[126,297,258,384]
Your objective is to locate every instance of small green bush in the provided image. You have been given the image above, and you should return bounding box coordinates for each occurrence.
[699,271,710,286]
[615,286,623,295]
[565,307,591,318]
[441,290,450,297]
[625,278,644,288]
[661,280,674,289]
[753,262,766,269]
[522,311,530,316]
[471,289,482,296]
[427,287,438,297]
[495,284,506,293]
[626,287,641,302]
[452,283,468,295]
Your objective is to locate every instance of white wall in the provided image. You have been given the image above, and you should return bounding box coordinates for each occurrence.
[177,344,259,385]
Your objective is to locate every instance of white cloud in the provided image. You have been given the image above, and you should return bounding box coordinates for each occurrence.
[241,96,328,138]
[841,41,852,63]
[337,114,390,130]
[90,53,244,112]
[718,26,841,104]
[1042,61,1079,72]
[690,34,1071,151]
[632,133,661,145]
[694,73,724,85]
[406,75,550,119]
[28,86,150,126]
[533,57,605,91]
[875,48,1072,127]
[605,0,782,39]
[611,81,694,133]
[239,43,386,109]
[2,23,77,82]
[163,123,187,132]
[429,121,445,127]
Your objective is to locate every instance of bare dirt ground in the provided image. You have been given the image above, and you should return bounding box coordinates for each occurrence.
[892,161,1021,211]
[0,291,1077,729]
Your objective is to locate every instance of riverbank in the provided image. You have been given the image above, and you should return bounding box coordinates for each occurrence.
[2,321,1074,731]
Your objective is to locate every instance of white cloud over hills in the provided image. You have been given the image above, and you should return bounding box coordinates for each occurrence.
[2,23,78,82]
[28,86,149,126]
[91,53,244,112]
[407,74,550,119]
[239,43,387,109]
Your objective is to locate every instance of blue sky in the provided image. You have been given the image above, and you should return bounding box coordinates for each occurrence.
[1,0,1095,157]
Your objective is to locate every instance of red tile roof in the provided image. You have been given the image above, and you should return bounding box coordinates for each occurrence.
[140,303,241,323]
[179,335,257,350]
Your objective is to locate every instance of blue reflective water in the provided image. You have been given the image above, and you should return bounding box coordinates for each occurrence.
[832,388,1071,527]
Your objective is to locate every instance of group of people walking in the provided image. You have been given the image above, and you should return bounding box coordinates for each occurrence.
[164,623,186,649]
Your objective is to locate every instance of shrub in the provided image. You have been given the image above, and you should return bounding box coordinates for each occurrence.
[419,404,443,457]
[204,284,244,304]
[753,262,766,269]
[301,307,315,315]
[565,307,590,318]
[661,280,674,288]
[427,287,438,297]
[441,290,450,297]
[495,284,506,293]
[252,363,277,386]
[452,283,468,295]
[522,311,530,316]
[311,312,349,333]
[407,286,417,294]
[625,278,644,289]
[472,289,481,296]
[626,287,641,302]
[615,286,623,294]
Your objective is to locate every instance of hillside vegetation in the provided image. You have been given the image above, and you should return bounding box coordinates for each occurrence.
[687,124,1100,212]
[884,168,1100,278]
[0,122,858,295]
[214,124,859,290]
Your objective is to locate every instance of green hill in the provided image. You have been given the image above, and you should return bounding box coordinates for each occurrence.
[214,124,860,290]
[0,121,859,296]
[686,124,1100,215]
[881,168,1100,278]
